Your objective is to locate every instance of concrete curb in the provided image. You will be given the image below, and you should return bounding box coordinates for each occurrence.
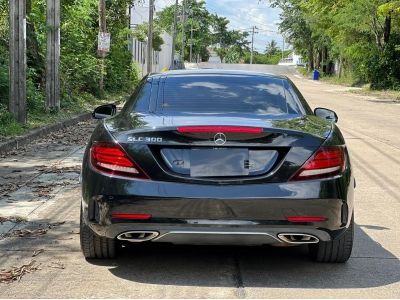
[0,112,92,154]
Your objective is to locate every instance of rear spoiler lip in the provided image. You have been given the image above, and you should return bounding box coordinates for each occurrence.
[105,116,333,142]
[109,125,331,140]
[176,126,263,134]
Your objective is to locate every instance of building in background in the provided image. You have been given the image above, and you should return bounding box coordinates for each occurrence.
[129,5,173,74]
[278,52,304,66]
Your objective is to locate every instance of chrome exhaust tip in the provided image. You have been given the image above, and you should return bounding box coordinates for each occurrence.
[277,233,319,244]
[117,231,159,242]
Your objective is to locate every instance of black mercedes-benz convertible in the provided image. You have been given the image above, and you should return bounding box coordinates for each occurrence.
[80,69,354,262]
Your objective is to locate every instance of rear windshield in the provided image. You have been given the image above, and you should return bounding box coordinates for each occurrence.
[159,75,303,115]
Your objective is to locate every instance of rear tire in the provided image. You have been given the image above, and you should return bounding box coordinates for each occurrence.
[80,207,116,259]
[308,214,354,263]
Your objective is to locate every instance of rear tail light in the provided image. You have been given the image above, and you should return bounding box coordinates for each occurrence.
[287,216,327,222]
[111,213,152,220]
[290,146,346,181]
[90,142,149,179]
[177,126,263,134]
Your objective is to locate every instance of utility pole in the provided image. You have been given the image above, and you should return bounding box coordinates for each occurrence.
[250,26,257,65]
[282,35,285,61]
[189,9,194,63]
[9,0,27,123]
[147,0,154,74]
[46,0,60,111]
[181,0,186,62]
[170,0,179,69]
[98,0,106,97]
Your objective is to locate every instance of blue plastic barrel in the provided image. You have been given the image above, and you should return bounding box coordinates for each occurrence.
[312,69,320,80]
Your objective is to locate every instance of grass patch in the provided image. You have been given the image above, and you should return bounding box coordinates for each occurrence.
[296,67,364,87]
[320,73,360,87]
[0,92,128,142]
[296,66,311,78]
[348,88,400,102]
[296,67,400,101]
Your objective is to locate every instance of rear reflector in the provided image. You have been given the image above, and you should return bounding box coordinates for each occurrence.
[112,214,152,220]
[290,146,346,181]
[177,126,263,134]
[287,216,327,222]
[90,142,149,179]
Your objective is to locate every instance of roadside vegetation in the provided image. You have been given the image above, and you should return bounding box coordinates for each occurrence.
[269,0,400,90]
[0,0,139,140]
[243,49,291,65]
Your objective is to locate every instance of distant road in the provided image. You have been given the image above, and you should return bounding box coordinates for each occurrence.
[197,62,297,76]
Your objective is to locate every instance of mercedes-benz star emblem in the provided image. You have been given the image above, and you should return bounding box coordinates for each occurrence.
[214,133,227,145]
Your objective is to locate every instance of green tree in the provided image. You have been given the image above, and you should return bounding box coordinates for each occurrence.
[1,0,139,127]
[269,0,400,88]
[131,23,164,51]
[157,0,212,61]
[215,47,227,63]
[157,0,250,62]
[210,15,230,46]
[270,0,316,71]
[265,40,279,56]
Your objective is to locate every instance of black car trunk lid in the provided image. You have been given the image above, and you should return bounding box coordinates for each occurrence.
[105,114,332,183]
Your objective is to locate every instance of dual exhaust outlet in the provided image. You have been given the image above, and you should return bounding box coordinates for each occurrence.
[116,231,319,244]
[277,233,319,244]
[117,231,160,242]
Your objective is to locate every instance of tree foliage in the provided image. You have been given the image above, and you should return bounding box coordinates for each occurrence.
[0,0,139,125]
[265,40,279,56]
[270,0,400,89]
[0,0,9,106]
[131,22,164,51]
[157,0,249,62]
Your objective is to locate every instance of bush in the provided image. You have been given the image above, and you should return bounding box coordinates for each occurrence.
[0,103,25,137]
[225,49,241,63]
[26,68,45,112]
[0,58,8,105]
[243,52,282,65]
[367,36,400,90]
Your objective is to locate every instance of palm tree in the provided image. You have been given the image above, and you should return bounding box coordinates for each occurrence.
[265,40,279,56]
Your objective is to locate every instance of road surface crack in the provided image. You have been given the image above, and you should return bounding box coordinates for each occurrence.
[233,253,246,299]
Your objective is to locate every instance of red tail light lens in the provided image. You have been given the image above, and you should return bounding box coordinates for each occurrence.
[111,214,152,220]
[177,126,263,134]
[290,146,346,181]
[287,216,327,222]
[90,142,149,179]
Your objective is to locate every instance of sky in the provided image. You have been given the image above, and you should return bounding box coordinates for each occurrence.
[153,0,284,53]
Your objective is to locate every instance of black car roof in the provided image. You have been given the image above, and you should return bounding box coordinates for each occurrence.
[149,69,288,80]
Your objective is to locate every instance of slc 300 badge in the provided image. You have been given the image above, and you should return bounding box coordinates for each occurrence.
[127,136,163,143]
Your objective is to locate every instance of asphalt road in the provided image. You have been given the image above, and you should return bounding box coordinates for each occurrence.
[0,64,399,298]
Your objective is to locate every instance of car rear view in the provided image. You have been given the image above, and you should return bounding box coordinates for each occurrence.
[80,70,355,262]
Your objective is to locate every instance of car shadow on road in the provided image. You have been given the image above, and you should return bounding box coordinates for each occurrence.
[89,224,400,289]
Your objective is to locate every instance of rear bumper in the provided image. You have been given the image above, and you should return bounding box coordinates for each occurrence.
[88,222,343,245]
[85,198,349,243]
[81,169,355,244]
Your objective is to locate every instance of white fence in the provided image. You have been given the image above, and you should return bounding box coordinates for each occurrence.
[130,33,173,75]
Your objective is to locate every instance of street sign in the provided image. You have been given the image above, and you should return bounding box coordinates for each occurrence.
[98,32,111,53]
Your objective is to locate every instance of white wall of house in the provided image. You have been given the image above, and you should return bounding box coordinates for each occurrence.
[278,52,305,66]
